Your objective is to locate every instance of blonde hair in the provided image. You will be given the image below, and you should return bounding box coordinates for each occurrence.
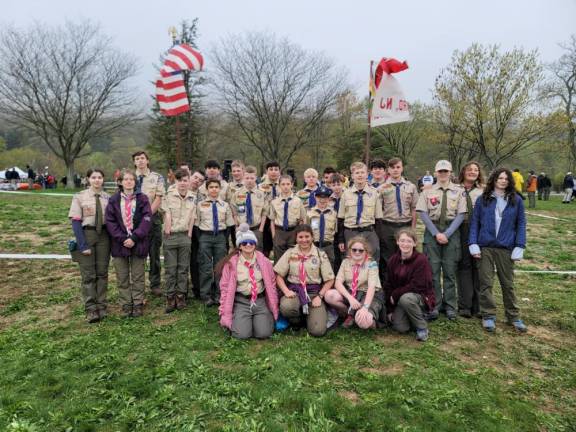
[346,236,372,259]
[350,161,367,174]
[303,168,318,178]
[244,165,258,175]
[231,160,245,169]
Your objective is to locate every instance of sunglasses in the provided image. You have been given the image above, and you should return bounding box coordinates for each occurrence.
[240,241,256,247]
[351,248,365,253]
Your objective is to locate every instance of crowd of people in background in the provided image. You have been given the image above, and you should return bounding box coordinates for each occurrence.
[66,151,537,342]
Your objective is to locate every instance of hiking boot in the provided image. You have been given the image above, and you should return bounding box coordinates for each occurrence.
[98,308,108,320]
[165,296,177,314]
[458,309,472,318]
[121,304,133,318]
[416,328,429,342]
[342,315,355,329]
[509,319,527,333]
[203,298,217,307]
[175,294,187,310]
[446,310,457,321]
[482,316,496,332]
[86,310,100,323]
[150,287,163,297]
[132,304,144,318]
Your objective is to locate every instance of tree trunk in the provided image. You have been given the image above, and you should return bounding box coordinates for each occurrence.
[66,161,75,190]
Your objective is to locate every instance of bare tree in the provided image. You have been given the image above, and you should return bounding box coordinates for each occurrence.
[434,44,556,169]
[210,31,348,168]
[0,21,140,186]
[543,35,576,170]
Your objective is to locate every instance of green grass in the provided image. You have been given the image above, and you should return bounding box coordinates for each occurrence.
[0,194,575,431]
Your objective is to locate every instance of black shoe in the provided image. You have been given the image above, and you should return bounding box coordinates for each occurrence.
[458,310,472,318]
[132,304,144,318]
[121,305,133,318]
[203,298,216,307]
[86,310,100,323]
[165,296,177,313]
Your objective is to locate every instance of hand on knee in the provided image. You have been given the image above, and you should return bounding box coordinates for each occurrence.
[355,308,374,329]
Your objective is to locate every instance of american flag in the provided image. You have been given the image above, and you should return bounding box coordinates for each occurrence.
[155,44,204,117]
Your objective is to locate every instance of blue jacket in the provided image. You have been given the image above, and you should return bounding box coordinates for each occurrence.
[469,193,526,250]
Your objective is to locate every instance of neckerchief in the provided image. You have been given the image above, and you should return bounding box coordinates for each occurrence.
[298,254,311,314]
[243,258,258,312]
[122,192,136,234]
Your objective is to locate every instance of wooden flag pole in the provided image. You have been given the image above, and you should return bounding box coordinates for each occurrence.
[364,60,374,165]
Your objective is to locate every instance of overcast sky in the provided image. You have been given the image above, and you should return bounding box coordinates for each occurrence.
[4,0,576,104]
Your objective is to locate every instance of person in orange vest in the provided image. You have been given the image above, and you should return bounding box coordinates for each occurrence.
[526,170,538,209]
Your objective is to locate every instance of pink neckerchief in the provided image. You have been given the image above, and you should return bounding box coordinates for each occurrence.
[350,259,365,299]
[122,192,136,234]
[243,257,258,311]
[298,253,311,314]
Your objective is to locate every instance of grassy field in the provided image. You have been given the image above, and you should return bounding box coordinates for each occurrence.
[0,192,575,431]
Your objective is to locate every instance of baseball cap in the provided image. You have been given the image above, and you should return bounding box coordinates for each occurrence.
[435,160,452,172]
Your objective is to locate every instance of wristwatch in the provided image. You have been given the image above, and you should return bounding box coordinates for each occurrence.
[362,304,370,309]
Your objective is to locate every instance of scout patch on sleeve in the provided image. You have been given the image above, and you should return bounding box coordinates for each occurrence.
[368,261,378,269]
[260,184,271,191]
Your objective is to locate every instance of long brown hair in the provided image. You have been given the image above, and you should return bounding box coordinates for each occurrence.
[214,248,241,278]
[458,161,484,188]
[482,167,517,206]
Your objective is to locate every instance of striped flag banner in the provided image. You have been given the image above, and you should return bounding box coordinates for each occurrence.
[156,43,204,117]
[156,72,190,116]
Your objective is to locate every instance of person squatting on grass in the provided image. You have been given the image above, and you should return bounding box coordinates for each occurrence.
[105,169,152,318]
[68,168,111,324]
[384,229,436,342]
[274,224,335,337]
[468,168,528,333]
[217,224,279,339]
[324,237,384,330]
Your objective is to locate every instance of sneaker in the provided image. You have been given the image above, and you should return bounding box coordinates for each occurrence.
[326,309,339,330]
[482,317,496,332]
[446,310,457,321]
[342,315,355,329]
[426,310,439,321]
[509,319,528,333]
[416,328,429,342]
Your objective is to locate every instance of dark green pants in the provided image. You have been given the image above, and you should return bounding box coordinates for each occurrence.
[73,229,110,313]
[148,213,163,291]
[423,229,461,313]
[189,226,200,299]
[392,292,428,332]
[378,221,411,282]
[273,228,295,263]
[113,256,146,307]
[231,294,274,339]
[477,247,520,321]
[198,232,227,301]
[457,222,480,315]
[163,232,191,297]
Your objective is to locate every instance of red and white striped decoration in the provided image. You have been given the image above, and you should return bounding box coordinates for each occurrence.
[156,43,204,117]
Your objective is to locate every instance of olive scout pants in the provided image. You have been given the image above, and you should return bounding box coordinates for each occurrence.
[457,222,480,316]
[198,231,228,301]
[273,227,295,263]
[423,228,461,313]
[113,256,146,308]
[231,293,274,340]
[73,229,110,313]
[148,213,163,292]
[280,293,327,337]
[477,247,520,321]
[392,292,428,332]
[163,232,191,297]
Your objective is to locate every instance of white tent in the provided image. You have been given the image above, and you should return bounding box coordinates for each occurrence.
[0,166,28,180]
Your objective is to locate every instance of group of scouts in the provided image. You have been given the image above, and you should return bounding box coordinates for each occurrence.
[68,152,528,341]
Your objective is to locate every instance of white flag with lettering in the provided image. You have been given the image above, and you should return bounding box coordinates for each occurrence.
[370,73,410,127]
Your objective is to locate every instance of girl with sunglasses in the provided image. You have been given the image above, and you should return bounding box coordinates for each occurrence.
[324,237,384,329]
[217,224,278,339]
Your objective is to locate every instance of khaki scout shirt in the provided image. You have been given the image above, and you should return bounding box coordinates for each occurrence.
[236,255,264,296]
[231,186,268,227]
[273,245,335,285]
[269,194,306,227]
[135,168,165,207]
[258,178,280,202]
[306,206,338,243]
[227,180,245,202]
[378,177,419,223]
[195,198,235,232]
[461,185,484,221]
[337,184,383,228]
[68,188,110,227]
[198,179,229,202]
[336,258,382,293]
[296,186,318,209]
[416,182,467,222]
[161,189,196,233]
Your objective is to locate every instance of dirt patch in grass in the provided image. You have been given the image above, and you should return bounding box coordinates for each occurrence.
[375,332,419,347]
[360,363,404,376]
[339,390,361,404]
[153,315,180,326]
[0,303,74,330]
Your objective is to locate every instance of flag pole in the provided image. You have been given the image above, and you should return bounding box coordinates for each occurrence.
[169,26,182,166]
[364,60,374,165]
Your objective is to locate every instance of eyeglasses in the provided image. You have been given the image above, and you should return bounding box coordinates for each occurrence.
[351,248,365,253]
[240,241,256,247]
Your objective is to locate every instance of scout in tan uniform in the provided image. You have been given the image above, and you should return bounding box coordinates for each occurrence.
[325,237,384,329]
[230,166,267,250]
[68,169,110,323]
[133,151,165,297]
[274,225,335,337]
[259,161,282,257]
[296,168,320,209]
[226,160,245,202]
[269,175,307,262]
[195,179,235,306]
[416,160,467,320]
[162,169,196,313]
[337,162,383,261]
[369,159,388,189]
[305,185,338,267]
[377,157,419,274]
[198,160,229,201]
[457,161,485,318]
[188,169,205,299]
[327,173,345,272]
